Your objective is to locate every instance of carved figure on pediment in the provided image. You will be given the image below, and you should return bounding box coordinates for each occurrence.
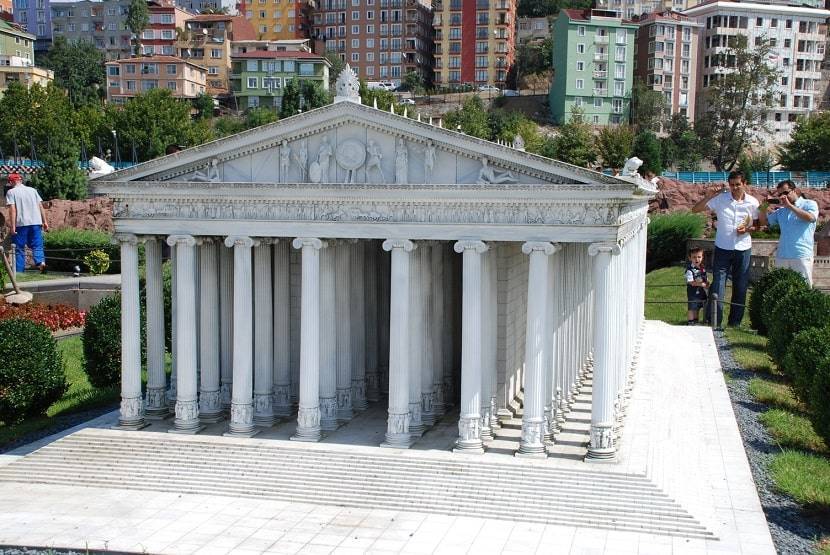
[476,157,516,184]
[588,205,605,225]
[513,134,525,152]
[312,136,333,183]
[190,157,221,183]
[366,139,385,183]
[293,139,308,182]
[395,138,408,185]
[280,140,291,183]
[424,141,436,183]
[336,138,366,184]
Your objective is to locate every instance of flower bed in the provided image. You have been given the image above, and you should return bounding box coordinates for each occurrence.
[0,301,86,331]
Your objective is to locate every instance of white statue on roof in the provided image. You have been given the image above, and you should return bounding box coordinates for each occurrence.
[334,64,361,104]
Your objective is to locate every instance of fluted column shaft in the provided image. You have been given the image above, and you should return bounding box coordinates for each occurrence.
[408,242,425,435]
[273,241,292,416]
[431,243,445,417]
[551,247,566,433]
[199,239,223,423]
[144,236,167,418]
[168,234,201,433]
[292,237,323,442]
[454,240,487,454]
[442,246,455,407]
[225,236,256,437]
[351,241,368,410]
[378,248,391,395]
[543,249,555,441]
[167,244,178,411]
[365,242,380,402]
[117,234,145,429]
[319,244,338,431]
[219,243,234,410]
[420,244,435,427]
[335,242,353,421]
[486,246,499,430]
[381,239,414,448]
[253,242,275,426]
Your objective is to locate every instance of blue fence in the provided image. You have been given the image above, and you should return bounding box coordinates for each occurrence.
[0,159,136,172]
[661,171,830,188]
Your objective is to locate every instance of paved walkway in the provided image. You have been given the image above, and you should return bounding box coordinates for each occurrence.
[0,322,775,554]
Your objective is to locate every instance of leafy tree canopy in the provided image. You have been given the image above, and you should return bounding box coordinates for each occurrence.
[517,0,589,17]
[778,112,830,171]
[127,0,150,55]
[444,96,490,139]
[630,79,666,133]
[632,129,663,175]
[39,37,105,108]
[595,125,634,170]
[541,108,596,167]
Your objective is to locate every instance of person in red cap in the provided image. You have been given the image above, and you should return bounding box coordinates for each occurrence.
[5,173,48,273]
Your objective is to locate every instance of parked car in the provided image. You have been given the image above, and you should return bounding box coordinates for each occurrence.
[502,89,520,97]
[478,84,500,94]
[368,81,397,92]
[399,98,416,105]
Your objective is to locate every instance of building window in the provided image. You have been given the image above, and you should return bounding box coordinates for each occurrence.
[578,25,585,36]
[576,43,584,54]
[167,64,177,75]
[247,60,258,72]
[593,97,602,108]
[592,115,599,124]
[576,78,584,89]
[576,61,584,71]
[574,97,583,107]
[248,77,259,88]
[208,66,219,75]
[167,81,177,91]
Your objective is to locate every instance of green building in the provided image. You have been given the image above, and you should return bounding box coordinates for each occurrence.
[549,9,637,126]
[0,19,35,65]
[230,51,330,112]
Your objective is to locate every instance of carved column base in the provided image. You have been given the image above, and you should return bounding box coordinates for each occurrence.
[220,382,232,411]
[480,406,493,441]
[225,402,257,437]
[320,396,339,431]
[116,396,148,430]
[170,399,204,434]
[273,385,292,417]
[253,393,276,427]
[586,422,616,462]
[409,401,425,436]
[432,384,445,417]
[454,415,483,454]
[381,412,412,448]
[489,396,500,430]
[421,392,435,426]
[336,388,353,421]
[199,390,224,424]
[167,385,177,413]
[291,407,321,442]
[145,388,169,419]
[516,418,547,458]
[352,379,368,411]
[366,372,380,402]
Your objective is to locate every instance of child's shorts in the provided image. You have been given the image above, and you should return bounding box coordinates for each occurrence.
[687,290,707,311]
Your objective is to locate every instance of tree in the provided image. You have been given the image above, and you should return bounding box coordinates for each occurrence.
[245,107,278,128]
[778,112,830,170]
[542,108,596,167]
[661,114,702,171]
[738,149,774,185]
[193,93,215,120]
[630,79,666,132]
[299,80,333,111]
[359,80,398,111]
[29,139,88,200]
[595,125,634,170]
[324,52,345,88]
[517,0,589,17]
[696,35,779,171]
[127,0,150,56]
[213,115,246,137]
[280,79,301,118]
[402,71,424,95]
[443,96,490,139]
[632,129,663,175]
[39,37,105,107]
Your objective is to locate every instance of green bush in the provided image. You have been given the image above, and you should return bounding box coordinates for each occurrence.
[809,355,830,449]
[0,318,67,423]
[83,249,111,275]
[760,275,810,336]
[749,268,807,335]
[82,294,121,388]
[768,288,830,367]
[782,325,830,403]
[44,228,119,273]
[646,212,707,271]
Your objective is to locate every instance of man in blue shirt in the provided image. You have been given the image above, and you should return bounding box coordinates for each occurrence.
[761,180,819,286]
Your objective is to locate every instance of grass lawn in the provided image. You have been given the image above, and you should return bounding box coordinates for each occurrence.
[9,270,76,284]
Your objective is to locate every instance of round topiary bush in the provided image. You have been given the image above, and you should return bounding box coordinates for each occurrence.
[749,268,806,336]
[83,294,121,389]
[0,318,67,424]
[767,288,830,367]
[646,212,707,271]
[760,274,810,337]
[808,355,830,448]
[782,325,830,403]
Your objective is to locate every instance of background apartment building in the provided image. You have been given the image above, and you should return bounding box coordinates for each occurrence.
[634,10,701,122]
[180,0,238,14]
[12,0,52,53]
[51,0,132,60]
[141,0,192,56]
[549,8,637,125]
[105,55,207,102]
[313,0,433,87]
[685,0,830,145]
[245,0,314,41]
[0,18,52,95]
[516,16,550,45]
[230,49,329,110]
[432,0,515,88]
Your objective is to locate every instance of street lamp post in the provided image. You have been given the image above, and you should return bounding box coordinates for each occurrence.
[112,130,120,166]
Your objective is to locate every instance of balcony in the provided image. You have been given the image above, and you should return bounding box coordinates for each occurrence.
[593,88,608,96]
[592,70,607,79]
[594,53,608,61]
[594,35,609,44]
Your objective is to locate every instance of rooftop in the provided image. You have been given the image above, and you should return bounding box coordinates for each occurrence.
[231,51,329,61]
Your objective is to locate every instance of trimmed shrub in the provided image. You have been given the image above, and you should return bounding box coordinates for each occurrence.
[748,268,806,336]
[82,294,121,388]
[44,228,119,273]
[767,288,830,367]
[0,318,67,423]
[782,325,830,403]
[646,211,707,271]
[759,275,810,336]
[809,355,830,448]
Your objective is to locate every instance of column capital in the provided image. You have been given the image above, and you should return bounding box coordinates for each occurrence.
[114,233,140,245]
[292,237,325,250]
[521,241,560,256]
[167,234,197,248]
[382,239,415,252]
[224,235,257,249]
[195,236,216,246]
[453,240,488,254]
[588,242,622,257]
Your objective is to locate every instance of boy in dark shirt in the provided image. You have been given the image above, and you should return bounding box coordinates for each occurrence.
[685,247,709,325]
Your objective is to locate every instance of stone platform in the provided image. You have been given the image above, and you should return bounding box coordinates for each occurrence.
[0,321,775,554]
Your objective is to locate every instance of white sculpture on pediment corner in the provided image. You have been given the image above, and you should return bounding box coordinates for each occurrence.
[622,156,643,177]
[366,139,385,183]
[334,65,361,104]
[476,157,516,184]
[190,157,221,183]
[294,139,308,182]
[513,134,525,152]
[395,138,408,185]
[88,156,115,178]
[424,141,436,183]
[280,140,291,183]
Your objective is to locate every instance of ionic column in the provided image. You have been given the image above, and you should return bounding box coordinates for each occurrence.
[116,233,146,429]
[365,241,381,402]
[167,243,177,412]
[272,240,292,416]
[380,239,414,448]
[198,239,223,423]
[551,246,566,434]
[219,242,234,411]
[517,241,557,457]
[543,248,555,442]
[485,245,499,431]
[453,240,488,454]
[442,245,455,407]
[291,237,324,442]
[335,241,353,422]
[144,236,167,418]
[420,243,435,427]
[479,248,493,441]
[408,242,425,436]
[167,234,202,434]
[351,241,368,411]
[431,243,445,418]
[253,241,275,427]
[224,235,257,437]
[378,248,391,395]
[586,242,621,461]
[319,243,338,431]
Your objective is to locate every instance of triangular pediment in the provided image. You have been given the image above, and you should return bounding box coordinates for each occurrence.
[94,101,627,187]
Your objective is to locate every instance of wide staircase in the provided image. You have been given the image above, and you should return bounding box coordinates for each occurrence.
[0,428,715,539]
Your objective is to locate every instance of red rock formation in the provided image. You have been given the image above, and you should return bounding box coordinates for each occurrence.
[42,198,113,232]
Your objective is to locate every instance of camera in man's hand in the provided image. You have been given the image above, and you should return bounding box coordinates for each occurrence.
[767,198,780,205]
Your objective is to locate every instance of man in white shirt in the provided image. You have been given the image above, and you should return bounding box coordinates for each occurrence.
[5,173,49,273]
[692,170,760,328]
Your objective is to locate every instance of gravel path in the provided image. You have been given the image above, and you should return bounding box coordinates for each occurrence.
[715,332,828,555]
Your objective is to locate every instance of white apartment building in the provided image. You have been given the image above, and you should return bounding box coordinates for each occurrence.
[684,1,830,146]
